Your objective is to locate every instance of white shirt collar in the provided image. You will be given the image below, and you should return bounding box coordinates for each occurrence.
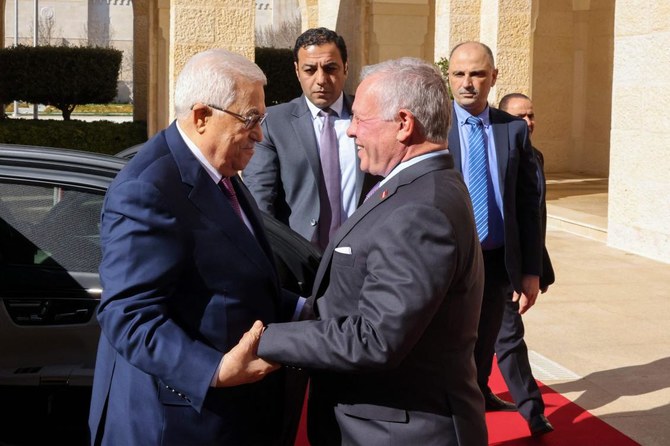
[175,121,222,184]
[380,150,450,187]
[454,102,491,127]
[305,92,345,119]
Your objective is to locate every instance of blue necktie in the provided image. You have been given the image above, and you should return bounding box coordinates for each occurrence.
[466,116,489,241]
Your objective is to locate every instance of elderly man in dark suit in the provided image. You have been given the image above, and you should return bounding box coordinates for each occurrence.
[257,57,487,446]
[89,49,298,446]
[446,42,548,435]
[243,27,377,250]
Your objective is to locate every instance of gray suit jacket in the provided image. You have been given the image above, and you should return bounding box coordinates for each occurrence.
[447,106,542,291]
[258,154,487,446]
[242,94,377,243]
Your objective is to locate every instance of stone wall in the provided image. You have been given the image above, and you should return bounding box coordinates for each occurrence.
[607,1,670,263]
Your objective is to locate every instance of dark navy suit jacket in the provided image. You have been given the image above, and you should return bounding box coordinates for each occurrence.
[89,122,298,446]
[448,107,542,290]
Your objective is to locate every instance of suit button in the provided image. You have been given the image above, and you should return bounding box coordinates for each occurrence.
[310,219,317,226]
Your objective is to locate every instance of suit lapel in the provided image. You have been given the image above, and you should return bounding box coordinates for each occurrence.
[291,97,322,182]
[165,124,275,277]
[448,118,463,174]
[311,155,453,298]
[489,108,509,193]
[232,175,276,270]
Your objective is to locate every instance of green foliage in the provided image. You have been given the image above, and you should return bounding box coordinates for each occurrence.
[255,47,302,105]
[0,45,123,120]
[435,56,449,79]
[434,57,453,99]
[0,119,147,154]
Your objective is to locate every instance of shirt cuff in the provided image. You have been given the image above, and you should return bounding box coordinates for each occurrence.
[291,296,307,321]
[210,355,224,387]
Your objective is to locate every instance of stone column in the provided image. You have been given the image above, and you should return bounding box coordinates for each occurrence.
[169,0,256,125]
[434,0,482,61]
[366,0,431,64]
[0,0,5,49]
[608,1,670,263]
[132,0,149,126]
[483,0,534,105]
[299,0,319,30]
[334,0,363,93]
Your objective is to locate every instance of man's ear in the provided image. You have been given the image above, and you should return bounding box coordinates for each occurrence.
[491,68,499,87]
[396,109,414,143]
[191,104,210,134]
[294,61,300,79]
[343,61,349,77]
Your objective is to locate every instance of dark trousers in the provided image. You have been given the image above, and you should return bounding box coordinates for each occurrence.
[475,248,510,396]
[495,298,544,421]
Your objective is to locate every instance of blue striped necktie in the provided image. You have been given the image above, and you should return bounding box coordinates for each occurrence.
[466,116,489,241]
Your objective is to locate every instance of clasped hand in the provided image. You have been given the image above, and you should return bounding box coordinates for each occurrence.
[215,320,279,387]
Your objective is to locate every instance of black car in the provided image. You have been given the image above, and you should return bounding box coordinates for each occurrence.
[0,143,320,445]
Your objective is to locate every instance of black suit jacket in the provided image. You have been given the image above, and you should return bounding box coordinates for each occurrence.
[448,106,542,290]
[533,147,555,289]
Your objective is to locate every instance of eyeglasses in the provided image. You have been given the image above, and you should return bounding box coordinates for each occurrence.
[207,104,266,129]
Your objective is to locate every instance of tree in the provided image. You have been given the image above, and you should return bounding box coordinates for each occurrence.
[255,15,302,49]
[0,46,122,120]
[435,57,453,99]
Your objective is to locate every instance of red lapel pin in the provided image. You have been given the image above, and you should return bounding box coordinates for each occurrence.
[381,189,389,200]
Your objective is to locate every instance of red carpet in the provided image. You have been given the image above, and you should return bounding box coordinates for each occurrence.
[486,359,639,445]
[295,359,640,445]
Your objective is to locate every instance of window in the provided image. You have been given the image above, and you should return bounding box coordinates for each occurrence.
[0,182,103,273]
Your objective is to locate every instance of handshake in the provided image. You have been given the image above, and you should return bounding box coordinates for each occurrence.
[214,321,280,387]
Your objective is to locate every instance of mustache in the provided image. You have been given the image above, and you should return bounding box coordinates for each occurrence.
[457,88,479,95]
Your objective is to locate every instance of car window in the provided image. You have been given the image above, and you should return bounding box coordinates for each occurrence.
[0,182,103,273]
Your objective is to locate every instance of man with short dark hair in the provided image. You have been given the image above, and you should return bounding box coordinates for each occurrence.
[243,27,377,250]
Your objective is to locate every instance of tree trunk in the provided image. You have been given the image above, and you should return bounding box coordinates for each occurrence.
[58,104,76,121]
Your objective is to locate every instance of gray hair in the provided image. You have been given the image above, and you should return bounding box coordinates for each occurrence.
[360,57,451,142]
[174,49,267,119]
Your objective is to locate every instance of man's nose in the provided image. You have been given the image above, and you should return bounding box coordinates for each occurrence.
[462,75,473,88]
[316,68,328,84]
[346,121,356,137]
[250,123,263,142]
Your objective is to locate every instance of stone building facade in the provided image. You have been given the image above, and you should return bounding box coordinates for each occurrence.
[1,0,668,263]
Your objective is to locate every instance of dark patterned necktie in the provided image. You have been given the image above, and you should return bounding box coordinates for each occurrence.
[219,177,243,221]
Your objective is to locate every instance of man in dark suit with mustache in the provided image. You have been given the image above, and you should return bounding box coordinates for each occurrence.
[446,41,549,436]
